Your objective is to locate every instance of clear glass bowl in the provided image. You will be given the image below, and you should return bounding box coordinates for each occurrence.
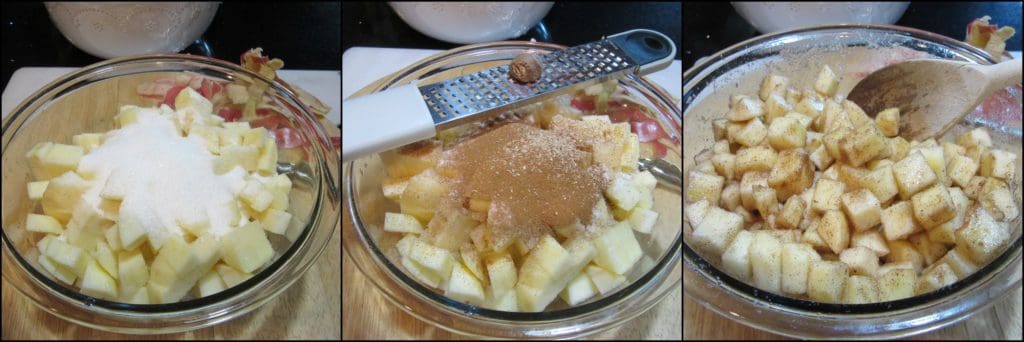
[343,41,682,339]
[0,54,341,334]
[683,25,1023,339]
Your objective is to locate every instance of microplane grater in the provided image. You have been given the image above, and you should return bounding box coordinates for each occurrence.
[342,29,675,162]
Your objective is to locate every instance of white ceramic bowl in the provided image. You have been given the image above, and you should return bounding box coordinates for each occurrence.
[731,2,909,34]
[44,2,219,59]
[388,2,553,44]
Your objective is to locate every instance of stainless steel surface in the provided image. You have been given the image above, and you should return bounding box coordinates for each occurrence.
[639,157,681,192]
[420,39,636,130]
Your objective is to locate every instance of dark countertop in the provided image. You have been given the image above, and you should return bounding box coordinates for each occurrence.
[342,2,681,59]
[1,2,341,92]
[684,2,1023,71]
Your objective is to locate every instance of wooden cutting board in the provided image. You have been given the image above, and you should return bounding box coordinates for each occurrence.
[0,75,342,339]
[684,287,1023,339]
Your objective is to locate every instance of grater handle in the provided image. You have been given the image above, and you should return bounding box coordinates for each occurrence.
[607,29,676,75]
[341,83,436,162]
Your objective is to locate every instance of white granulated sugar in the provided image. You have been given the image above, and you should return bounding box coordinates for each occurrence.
[77,108,247,242]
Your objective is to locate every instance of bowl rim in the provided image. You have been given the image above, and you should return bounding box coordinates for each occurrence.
[1,53,340,332]
[343,40,682,337]
[683,24,1023,338]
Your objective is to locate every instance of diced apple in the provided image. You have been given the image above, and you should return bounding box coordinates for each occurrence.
[884,240,924,273]
[384,212,425,234]
[760,75,789,101]
[690,207,744,258]
[627,207,658,234]
[840,189,881,232]
[910,184,955,229]
[749,231,783,293]
[878,268,916,301]
[39,236,87,275]
[839,246,879,277]
[585,264,626,294]
[239,178,273,212]
[118,209,148,251]
[979,149,1017,179]
[945,154,978,188]
[607,175,642,210]
[40,171,89,224]
[892,151,937,199]
[781,243,820,295]
[807,260,848,303]
[861,165,898,204]
[216,145,260,173]
[37,254,77,285]
[80,261,118,300]
[768,149,814,201]
[915,263,957,295]
[875,108,900,137]
[735,147,777,176]
[486,253,517,298]
[26,213,64,234]
[981,187,1019,222]
[91,241,118,280]
[559,271,598,306]
[842,275,880,304]
[446,262,487,305]
[27,181,49,201]
[935,247,979,279]
[406,237,456,285]
[955,207,1010,264]
[26,142,84,181]
[401,169,447,223]
[382,177,409,202]
[196,269,226,297]
[221,222,274,273]
[216,263,253,288]
[721,230,755,281]
[259,208,292,235]
[812,179,845,213]
[118,249,148,300]
[726,95,765,122]
[881,201,919,241]
[817,210,849,254]
[850,230,889,257]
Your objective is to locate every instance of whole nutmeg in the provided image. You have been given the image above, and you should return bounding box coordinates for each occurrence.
[510,53,543,83]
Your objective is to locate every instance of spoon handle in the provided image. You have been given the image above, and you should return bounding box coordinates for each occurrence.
[981,59,1023,91]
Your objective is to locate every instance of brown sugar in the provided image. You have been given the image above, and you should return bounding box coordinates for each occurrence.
[439,123,606,250]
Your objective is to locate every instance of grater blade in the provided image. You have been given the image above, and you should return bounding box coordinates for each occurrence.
[420,29,675,130]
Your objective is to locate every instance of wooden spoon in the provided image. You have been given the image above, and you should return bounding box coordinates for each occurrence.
[846,58,1022,141]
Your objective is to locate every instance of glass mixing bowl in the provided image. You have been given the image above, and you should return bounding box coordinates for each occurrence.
[683,25,1022,339]
[1,54,340,334]
[342,41,682,339]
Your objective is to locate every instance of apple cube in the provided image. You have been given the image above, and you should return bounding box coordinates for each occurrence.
[842,275,880,304]
[216,145,260,173]
[26,142,84,181]
[776,196,805,229]
[382,177,409,202]
[956,127,993,149]
[37,254,77,285]
[690,207,744,258]
[935,247,979,279]
[752,185,778,216]
[781,243,820,295]
[878,268,917,301]
[240,178,274,212]
[877,261,916,277]
[981,187,1019,222]
[72,133,104,152]
[559,272,598,306]
[913,146,948,186]
[627,207,658,234]
[881,201,919,241]
[915,263,958,295]
[401,169,447,223]
[592,221,642,275]
[979,149,1016,179]
[221,222,274,273]
[814,65,840,97]
[585,264,626,294]
[39,236,87,275]
[739,171,770,211]
[945,154,979,188]
[40,171,89,224]
[850,230,889,257]
[90,241,118,279]
[892,151,937,199]
[807,260,849,303]
[196,269,226,297]
[80,261,118,300]
[874,108,900,137]
[446,262,487,305]
[909,233,947,266]
[840,124,886,167]
[956,207,1010,264]
[735,147,777,176]
[884,240,924,273]
[760,75,789,101]
[812,179,845,213]
[486,253,517,298]
[710,153,736,180]
[26,213,64,235]
[861,165,899,203]
[910,184,955,229]
[27,181,49,201]
[802,221,829,252]
[118,208,149,251]
[721,230,755,280]
[427,208,477,251]
[818,210,849,254]
[726,95,765,122]
[259,208,292,235]
[841,189,882,232]
[118,249,149,299]
[216,263,253,288]
[839,246,879,277]
[809,145,835,171]
[749,231,783,293]
[768,149,814,201]
[384,212,425,234]
[766,116,806,150]
[607,175,642,210]
[764,94,793,124]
